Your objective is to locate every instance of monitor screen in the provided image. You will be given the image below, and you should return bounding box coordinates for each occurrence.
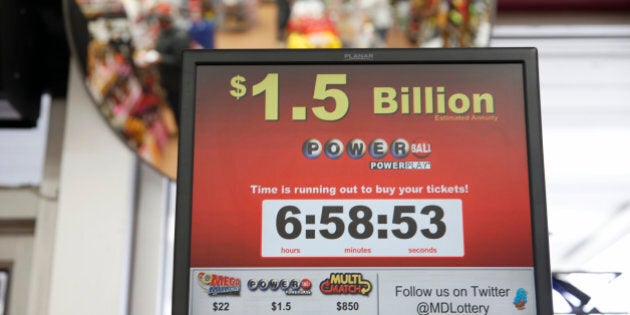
[174,48,552,315]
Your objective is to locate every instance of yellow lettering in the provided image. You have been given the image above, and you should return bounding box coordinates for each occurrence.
[448,93,471,114]
[473,93,494,114]
[373,87,398,114]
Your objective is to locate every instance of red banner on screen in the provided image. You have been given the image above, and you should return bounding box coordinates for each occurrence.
[190,63,533,268]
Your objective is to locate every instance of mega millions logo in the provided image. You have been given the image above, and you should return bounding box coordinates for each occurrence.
[197,272,241,296]
[319,273,372,296]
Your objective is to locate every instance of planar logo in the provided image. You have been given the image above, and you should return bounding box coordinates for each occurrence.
[344,53,374,61]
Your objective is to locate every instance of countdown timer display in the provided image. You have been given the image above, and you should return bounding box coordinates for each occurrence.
[261,199,463,257]
[174,49,552,315]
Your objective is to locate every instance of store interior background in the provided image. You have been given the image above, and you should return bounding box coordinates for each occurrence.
[1,0,629,314]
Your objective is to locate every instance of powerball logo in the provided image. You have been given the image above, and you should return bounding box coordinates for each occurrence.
[302,138,432,170]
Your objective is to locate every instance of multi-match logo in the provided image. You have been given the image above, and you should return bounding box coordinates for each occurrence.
[319,273,372,296]
[303,138,432,170]
[247,278,313,296]
[197,272,241,296]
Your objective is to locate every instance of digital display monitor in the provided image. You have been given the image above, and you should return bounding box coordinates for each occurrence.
[174,48,552,315]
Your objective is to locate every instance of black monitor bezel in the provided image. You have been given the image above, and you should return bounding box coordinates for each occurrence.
[174,48,552,315]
